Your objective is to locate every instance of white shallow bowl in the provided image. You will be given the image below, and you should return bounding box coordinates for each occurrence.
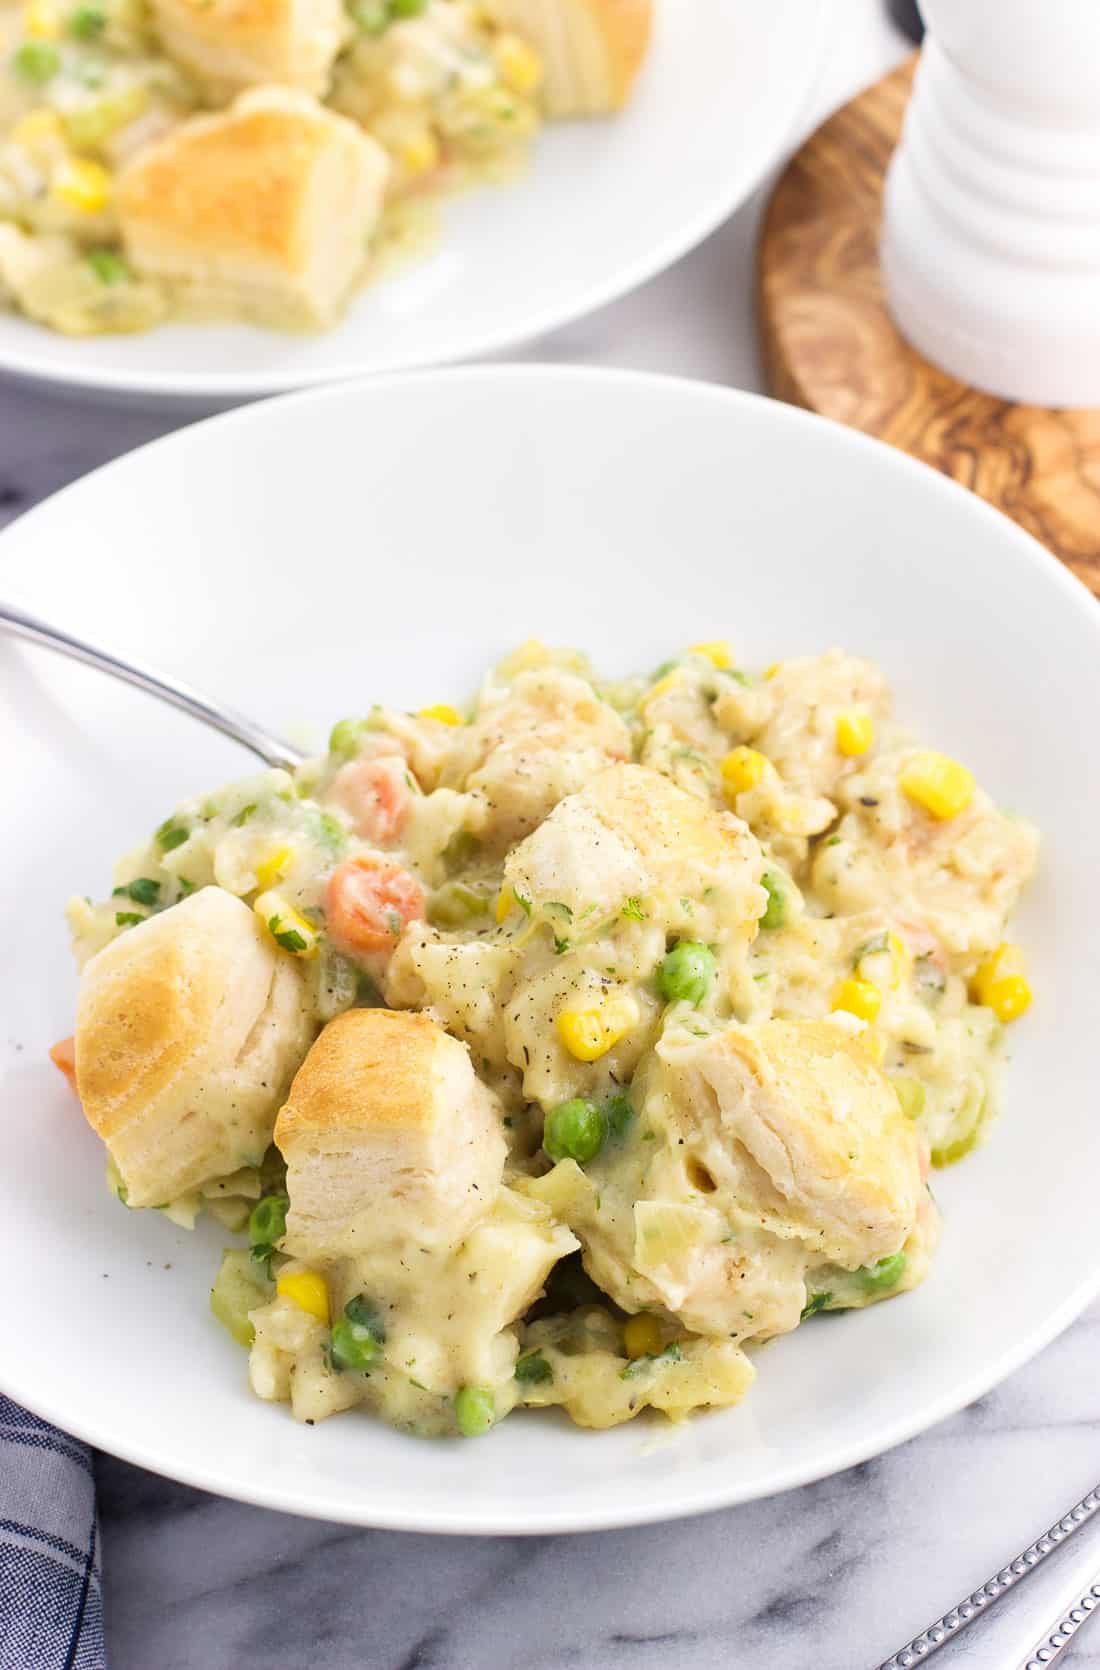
[0,0,823,405]
[1,366,1097,1534]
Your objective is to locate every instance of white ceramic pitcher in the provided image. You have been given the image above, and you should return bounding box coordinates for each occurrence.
[881,0,1100,408]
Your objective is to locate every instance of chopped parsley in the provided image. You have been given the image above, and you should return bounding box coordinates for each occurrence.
[514,1350,553,1385]
[621,896,646,922]
[68,3,106,36]
[231,803,258,828]
[620,1343,682,1380]
[800,1292,833,1321]
[114,911,144,928]
[155,819,189,852]
[112,877,161,908]
[268,916,307,954]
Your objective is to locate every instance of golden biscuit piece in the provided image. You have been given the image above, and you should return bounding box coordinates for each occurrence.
[117,88,390,328]
[533,1016,932,1344]
[504,761,765,931]
[75,887,314,1209]
[275,1008,507,1259]
[665,1018,925,1270]
[483,0,651,116]
[152,0,347,101]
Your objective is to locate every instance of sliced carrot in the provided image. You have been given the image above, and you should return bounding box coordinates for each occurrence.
[49,1035,78,1095]
[326,855,425,958]
[327,756,411,846]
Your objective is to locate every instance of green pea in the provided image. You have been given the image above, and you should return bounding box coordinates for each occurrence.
[328,716,373,758]
[454,1385,496,1437]
[13,40,60,83]
[86,249,129,285]
[858,1252,906,1294]
[657,941,716,1006]
[249,1192,288,1249]
[330,1294,385,1373]
[543,1098,606,1166]
[890,1075,926,1121]
[348,0,388,31]
[389,0,427,14]
[67,4,106,36]
[759,871,786,931]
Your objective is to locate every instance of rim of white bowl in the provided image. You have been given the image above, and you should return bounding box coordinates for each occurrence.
[2,363,1098,1533]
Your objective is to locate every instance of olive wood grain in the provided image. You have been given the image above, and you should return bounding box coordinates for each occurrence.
[757,55,1100,597]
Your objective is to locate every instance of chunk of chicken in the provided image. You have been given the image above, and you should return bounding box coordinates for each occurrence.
[813,745,1040,963]
[441,668,630,847]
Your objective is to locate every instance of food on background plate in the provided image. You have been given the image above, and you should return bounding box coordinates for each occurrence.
[0,0,652,335]
[55,639,1039,1438]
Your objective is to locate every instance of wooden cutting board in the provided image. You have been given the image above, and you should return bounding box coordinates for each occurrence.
[757,56,1100,599]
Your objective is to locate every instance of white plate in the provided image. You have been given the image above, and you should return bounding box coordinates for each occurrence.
[0,1,823,405]
[2,366,1097,1534]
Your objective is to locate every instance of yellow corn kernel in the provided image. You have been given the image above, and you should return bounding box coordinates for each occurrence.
[493,30,542,95]
[498,638,550,675]
[254,890,319,959]
[886,931,910,989]
[832,977,882,1023]
[254,846,293,891]
[623,1313,662,1360]
[10,107,62,146]
[276,1269,329,1324]
[24,0,60,36]
[50,157,111,213]
[395,126,440,177]
[835,709,874,757]
[644,670,684,704]
[764,662,781,680]
[861,1027,887,1065]
[558,992,639,1062]
[687,639,731,670]
[417,703,463,726]
[899,750,975,820]
[970,943,1031,1022]
[495,885,517,925]
[720,746,769,801]
[857,931,910,991]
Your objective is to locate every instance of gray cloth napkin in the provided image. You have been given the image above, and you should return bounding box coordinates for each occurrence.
[0,1396,105,1670]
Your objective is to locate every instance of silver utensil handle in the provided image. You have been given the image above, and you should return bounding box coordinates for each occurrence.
[876,1484,1100,1670]
[0,599,305,773]
[1019,1573,1100,1668]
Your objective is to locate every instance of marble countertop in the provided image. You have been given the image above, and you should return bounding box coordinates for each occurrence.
[7,6,1100,1667]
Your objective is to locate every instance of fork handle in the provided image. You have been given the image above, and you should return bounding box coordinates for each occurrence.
[1019,1573,1100,1668]
[877,1484,1100,1669]
[0,599,305,773]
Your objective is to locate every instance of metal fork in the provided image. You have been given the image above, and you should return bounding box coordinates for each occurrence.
[0,598,304,771]
[877,1484,1100,1668]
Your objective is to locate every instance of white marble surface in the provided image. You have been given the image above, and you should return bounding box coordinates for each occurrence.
[7,6,1100,1667]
